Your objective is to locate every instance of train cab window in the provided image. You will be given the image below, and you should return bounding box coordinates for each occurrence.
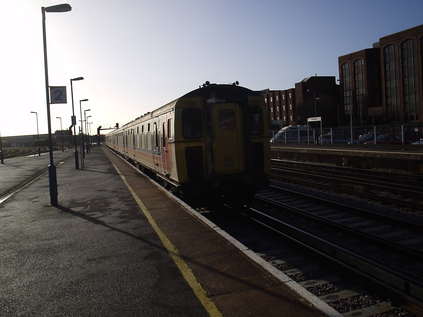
[219,110,236,129]
[182,109,202,138]
[249,106,263,136]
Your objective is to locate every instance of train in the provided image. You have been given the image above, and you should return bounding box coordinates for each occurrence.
[105,83,269,202]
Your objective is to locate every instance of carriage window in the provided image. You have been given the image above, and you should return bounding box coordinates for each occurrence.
[182,109,202,138]
[162,123,166,146]
[167,118,172,139]
[154,123,158,147]
[219,110,236,129]
[249,106,263,136]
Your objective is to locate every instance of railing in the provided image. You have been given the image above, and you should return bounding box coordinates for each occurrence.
[271,124,423,145]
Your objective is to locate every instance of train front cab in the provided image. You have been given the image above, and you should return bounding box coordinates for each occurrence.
[175,94,268,201]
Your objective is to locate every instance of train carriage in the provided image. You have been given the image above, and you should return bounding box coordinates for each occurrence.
[106,83,269,200]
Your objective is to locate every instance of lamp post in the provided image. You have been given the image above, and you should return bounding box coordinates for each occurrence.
[349,105,353,144]
[0,132,4,164]
[79,99,88,167]
[56,116,64,152]
[30,111,40,156]
[86,115,92,153]
[70,76,84,169]
[84,109,91,154]
[42,3,71,206]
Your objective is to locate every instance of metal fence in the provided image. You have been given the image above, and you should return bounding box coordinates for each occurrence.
[271,124,423,145]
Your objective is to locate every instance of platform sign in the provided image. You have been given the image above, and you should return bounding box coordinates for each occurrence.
[307,116,322,122]
[49,86,67,104]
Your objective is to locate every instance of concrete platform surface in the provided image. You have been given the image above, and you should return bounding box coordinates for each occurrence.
[0,150,73,196]
[0,146,325,316]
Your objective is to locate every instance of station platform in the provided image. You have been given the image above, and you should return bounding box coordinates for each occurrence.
[272,144,423,174]
[0,146,325,316]
[0,150,72,197]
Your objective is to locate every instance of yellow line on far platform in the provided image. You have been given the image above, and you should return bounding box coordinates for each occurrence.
[110,161,223,317]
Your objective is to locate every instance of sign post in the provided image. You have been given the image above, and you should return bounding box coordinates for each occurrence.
[307,116,323,144]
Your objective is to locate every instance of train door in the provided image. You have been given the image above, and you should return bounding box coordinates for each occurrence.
[161,122,168,176]
[211,103,244,174]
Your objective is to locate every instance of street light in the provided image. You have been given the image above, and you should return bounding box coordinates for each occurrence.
[84,109,91,155]
[79,99,88,167]
[30,111,40,156]
[70,76,84,169]
[86,115,92,152]
[41,3,71,206]
[56,116,63,130]
[56,116,64,152]
[0,132,4,164]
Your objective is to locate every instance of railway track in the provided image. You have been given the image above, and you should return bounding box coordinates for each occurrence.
[271,159,423,212]
[113,150,421,316]
[248,184,423,316]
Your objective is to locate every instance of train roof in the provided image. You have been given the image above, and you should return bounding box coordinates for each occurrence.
[108,84,262,135]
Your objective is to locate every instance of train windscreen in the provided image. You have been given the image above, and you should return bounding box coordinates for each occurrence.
[182,108,203,138]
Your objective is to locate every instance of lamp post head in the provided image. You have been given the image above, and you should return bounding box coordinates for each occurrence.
[71,76,84,81]
[85,109,91,112]
[30,111,37,114]
[56,116,61,119]
[80,98,88,102]
[44,4,72,13]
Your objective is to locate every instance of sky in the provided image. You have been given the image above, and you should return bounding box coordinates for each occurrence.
[1,0,422,136]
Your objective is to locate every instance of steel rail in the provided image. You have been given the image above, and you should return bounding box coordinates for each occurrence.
[270,164,423,197]
[269,181,423,229]
[247,206,423,305]
[256,189,423,261]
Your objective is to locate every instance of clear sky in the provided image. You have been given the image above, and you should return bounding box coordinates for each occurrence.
[1,0,422,136]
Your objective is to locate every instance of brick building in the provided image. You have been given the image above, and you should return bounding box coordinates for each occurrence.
[264,88,297,128]
[339,24,423,124]
[379,25,423,123]
[264,77,340,128]
[294,76,340,126]
[339,48,382,124]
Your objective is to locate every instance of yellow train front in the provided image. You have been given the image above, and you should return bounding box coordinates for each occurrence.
[106,83,269,202]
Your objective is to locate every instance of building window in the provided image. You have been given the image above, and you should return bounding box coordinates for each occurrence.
[290,115,293,121]
[276,95,279,101]
[384,44,400,120]
[282,105,286,111]
[288,93,292,99]
[354,59,366,124]
[289,104,292,110]
[401,39,418,121]
[270,97,273,102]
[264,97,267,104]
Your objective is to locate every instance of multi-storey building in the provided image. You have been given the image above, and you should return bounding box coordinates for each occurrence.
[339,24,423,124]
[339,48,382,124]
[295,76,340,126]
[264,77,340,128]
[379,25,423,123]
[264,88,298,128]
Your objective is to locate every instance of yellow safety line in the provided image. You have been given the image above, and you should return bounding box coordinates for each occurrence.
[110,161,223,317]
